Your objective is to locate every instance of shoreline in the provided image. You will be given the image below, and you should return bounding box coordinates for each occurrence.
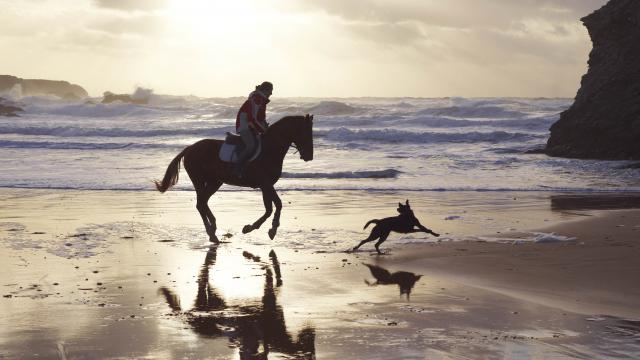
[1,188,639,358]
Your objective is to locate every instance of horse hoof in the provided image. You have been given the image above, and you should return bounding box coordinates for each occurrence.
[242,225,253,234]
[268,228,277,240]
[209,235,220,244]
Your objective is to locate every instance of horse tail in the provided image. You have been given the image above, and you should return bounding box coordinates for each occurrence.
[155,147,188,193]
[363,219,379,229]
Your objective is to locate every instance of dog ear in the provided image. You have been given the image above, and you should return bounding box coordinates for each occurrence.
[405,199,410,207]
[398,202,403,208]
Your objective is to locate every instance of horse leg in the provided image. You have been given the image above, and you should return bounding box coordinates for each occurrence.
[242,186,273,234]
[196,191,216,243]
[267,188,282,240]
[202,182,223,243]
[196,182,222,243]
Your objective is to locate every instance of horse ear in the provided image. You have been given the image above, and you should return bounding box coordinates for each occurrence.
[398,202,403,208]
[405,199,410,206]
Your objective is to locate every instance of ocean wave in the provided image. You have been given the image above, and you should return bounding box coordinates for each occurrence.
[0,139,180,150]
[305,101,361,115]
[0,125,230,138]
[416,105,527,119]
[316,127,545,144]
[24,102,170,118]
[282,169,402,179]
[403,115,557,130]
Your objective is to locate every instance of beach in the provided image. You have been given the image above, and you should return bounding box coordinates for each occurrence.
[2,188,639,359]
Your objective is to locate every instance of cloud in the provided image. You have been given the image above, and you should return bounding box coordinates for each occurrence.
[289,0,608,28]
[90,13,165,36]
[283,0,605,63]
[94,0,168,12]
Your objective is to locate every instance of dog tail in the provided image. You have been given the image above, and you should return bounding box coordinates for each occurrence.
[363,219,379,229]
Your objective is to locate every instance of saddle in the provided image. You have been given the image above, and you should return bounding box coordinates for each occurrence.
[219,132,262,164]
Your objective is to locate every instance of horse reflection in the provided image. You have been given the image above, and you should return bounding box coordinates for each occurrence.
[159,247,315,359]
[363,263,422,299]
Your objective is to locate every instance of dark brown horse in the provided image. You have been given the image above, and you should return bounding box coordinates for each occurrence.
[155,114,314,243]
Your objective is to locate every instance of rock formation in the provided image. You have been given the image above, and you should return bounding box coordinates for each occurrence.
[0,75,88,99]
[101,87,152,105]
[0,97,23,117]
[546,0,640,160]
[101,91,148,105]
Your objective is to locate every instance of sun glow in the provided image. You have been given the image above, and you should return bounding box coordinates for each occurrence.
[167,0,262,44]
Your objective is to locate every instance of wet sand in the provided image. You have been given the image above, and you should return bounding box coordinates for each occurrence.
[1,188,639,359]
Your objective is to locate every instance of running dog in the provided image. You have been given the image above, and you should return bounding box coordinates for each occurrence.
[352,200,439,254]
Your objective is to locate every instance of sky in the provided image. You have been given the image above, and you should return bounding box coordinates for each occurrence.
[0,0,609,98]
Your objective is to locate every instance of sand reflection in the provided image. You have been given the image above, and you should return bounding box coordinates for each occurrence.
[159,246,315,359]
[363,263,422,299]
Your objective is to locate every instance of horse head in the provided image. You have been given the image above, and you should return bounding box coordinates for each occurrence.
[266,114,314,162]
[290,114,314,162]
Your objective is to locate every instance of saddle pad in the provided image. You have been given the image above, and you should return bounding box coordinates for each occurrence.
[218,137,262,164]
[219,143,237,163]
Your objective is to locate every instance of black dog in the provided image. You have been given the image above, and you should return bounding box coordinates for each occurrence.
[352,200,439,254]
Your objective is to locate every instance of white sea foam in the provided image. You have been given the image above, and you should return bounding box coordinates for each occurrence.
[532,232,576,243]
[305,101,361,115]
[317,128,544,144]
[282,169,401,179]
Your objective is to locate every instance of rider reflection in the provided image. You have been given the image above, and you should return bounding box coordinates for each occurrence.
[158,246,315,359]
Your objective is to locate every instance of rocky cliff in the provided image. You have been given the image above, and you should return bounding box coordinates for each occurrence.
[545,0,640,160]
[0,97,23,117]
[0,75,88,99]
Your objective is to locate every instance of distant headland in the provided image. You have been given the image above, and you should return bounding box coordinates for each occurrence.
[0,74,88,100]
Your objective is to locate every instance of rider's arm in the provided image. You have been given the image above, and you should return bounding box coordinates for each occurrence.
[250,94,268,134]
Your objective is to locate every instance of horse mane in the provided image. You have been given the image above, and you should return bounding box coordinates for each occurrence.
[267,115,306,133]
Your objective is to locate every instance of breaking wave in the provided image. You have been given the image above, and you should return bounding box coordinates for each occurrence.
[316,128,545,144]
[0,140,180,150]
[282,169,402,179]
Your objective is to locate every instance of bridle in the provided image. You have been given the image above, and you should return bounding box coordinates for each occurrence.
[290,143,300,154]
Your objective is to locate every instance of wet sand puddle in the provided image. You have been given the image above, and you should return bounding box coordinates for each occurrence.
[1,217,639,359]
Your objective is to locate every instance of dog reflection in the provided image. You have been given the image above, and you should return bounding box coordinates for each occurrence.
[159,247,315,359]
[363,263,422,299]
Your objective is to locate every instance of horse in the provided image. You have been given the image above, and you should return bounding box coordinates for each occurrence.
[155,114,314,243]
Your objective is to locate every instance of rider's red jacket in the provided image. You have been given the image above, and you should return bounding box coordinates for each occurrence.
[236,90,270,134]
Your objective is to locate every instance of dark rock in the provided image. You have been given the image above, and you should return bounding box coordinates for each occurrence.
[0,75,88,99]
[101,87,151,104]
[101,91,147,104]
[524,147,546,154]
[0,97,23,117]
[546,0,640,160]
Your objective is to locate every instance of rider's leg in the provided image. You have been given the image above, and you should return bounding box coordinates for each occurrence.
[234,129,257,177]
[233,112,256,177]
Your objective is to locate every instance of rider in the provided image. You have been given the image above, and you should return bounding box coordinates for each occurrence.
[233,81,273,177]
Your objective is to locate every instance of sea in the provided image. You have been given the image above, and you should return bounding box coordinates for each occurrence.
[1,94,639,193]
